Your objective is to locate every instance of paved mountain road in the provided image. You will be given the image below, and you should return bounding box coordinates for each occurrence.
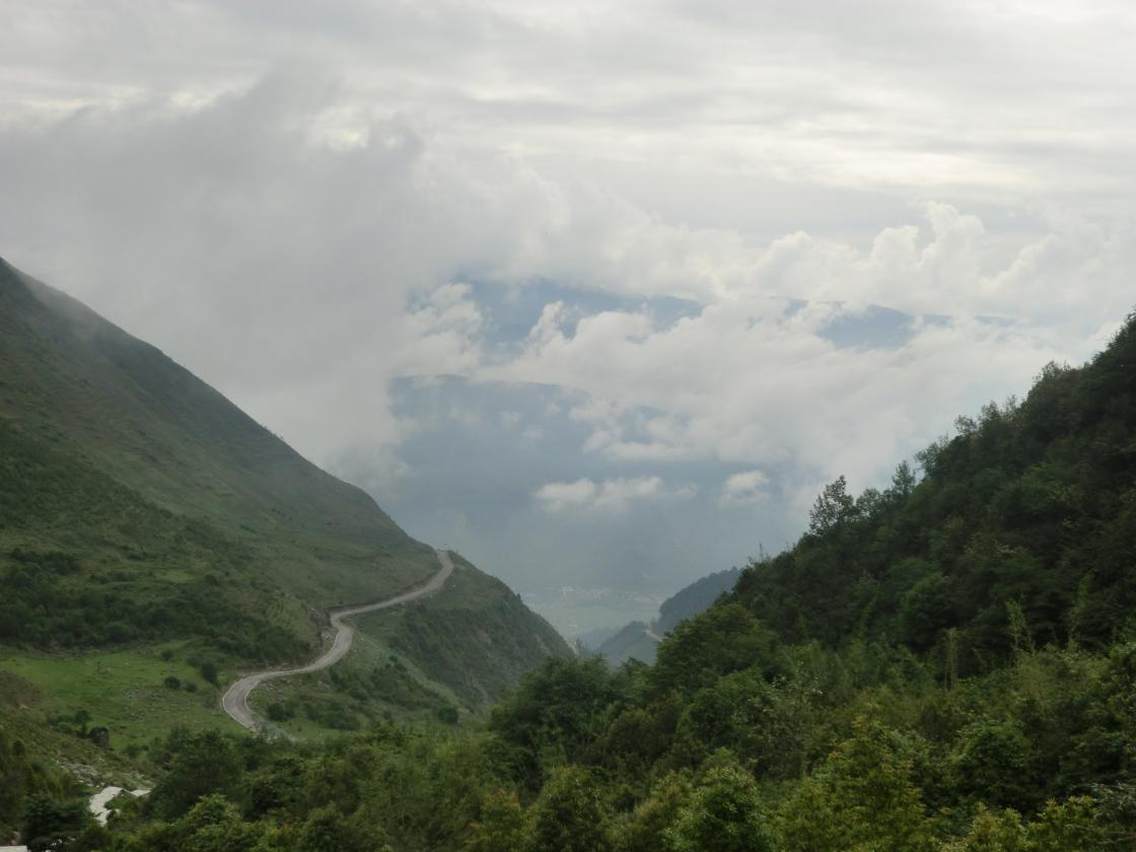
[221,548,455,732]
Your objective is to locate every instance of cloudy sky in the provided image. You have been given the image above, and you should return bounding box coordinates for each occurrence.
[3,1,1134,634]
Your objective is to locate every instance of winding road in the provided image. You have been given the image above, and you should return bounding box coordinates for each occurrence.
[221,548,455,733]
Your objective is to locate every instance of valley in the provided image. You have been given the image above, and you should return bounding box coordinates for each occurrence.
[4,5,1134,848]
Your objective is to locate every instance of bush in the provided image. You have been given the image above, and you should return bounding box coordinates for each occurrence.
[198,661,219,686]
[266,702,295,723]
[22,794,90,851]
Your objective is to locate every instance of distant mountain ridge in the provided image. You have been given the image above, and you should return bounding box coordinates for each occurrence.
[593,620,660,666]
[588,566,743,665]
[657,567,742,634]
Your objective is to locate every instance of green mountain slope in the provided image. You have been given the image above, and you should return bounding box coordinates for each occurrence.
[0,258,428,610]
[0,257,570,738]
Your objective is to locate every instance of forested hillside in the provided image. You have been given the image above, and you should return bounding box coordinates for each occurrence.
[44,311,1136,851]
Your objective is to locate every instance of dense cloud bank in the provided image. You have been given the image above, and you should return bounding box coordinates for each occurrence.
[2,1,1134,618]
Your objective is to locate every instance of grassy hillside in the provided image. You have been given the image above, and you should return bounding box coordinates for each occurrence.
[241,555,573,736]
[0,257,433,610]
[0,257,569,769]
[366,554,571,707]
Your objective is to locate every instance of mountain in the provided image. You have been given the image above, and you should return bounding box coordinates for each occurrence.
[0,257,569,744]
[585,567,741,665]
[656,566,742,634]
[575,624,620,650]
[594,620,660,666]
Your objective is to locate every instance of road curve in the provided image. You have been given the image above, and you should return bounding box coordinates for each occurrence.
[221,548,455,733]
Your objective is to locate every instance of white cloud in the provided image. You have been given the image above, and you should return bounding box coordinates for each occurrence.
[477,202,1133,506]
[396,283,487,376]
[534,476,696,513]
[720,470,771,507]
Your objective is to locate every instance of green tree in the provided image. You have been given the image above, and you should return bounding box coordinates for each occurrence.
[664,762,775,852]
[950,720,1033,811]
[490,657,623,785]
[777,717,935,852]
[174,794,255,852]
[674,670,808,778]
[899,572,953,651]
[22,794,90,852]
[529,766,612,852]
[809,476,857,536]
[148,730,242,819]
[949,805,1028,851]
[198,661,219,686]
[652,604,780,695]
[465,790,531,852]
[611,771,692,852]
[1026,796,1107,851]
[296,803,392,852]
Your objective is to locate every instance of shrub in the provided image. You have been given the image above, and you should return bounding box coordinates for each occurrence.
[198,661,219,686]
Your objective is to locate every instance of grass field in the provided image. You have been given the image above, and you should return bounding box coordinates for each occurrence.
[0,642,244,755]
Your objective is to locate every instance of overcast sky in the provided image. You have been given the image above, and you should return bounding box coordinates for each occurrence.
[3,1,1134,634]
